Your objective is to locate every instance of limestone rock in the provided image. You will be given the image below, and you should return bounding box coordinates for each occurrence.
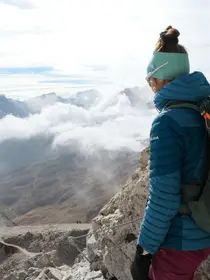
[64,257,104,280]
[3,273,18,280]
[35,251,57,268]
[0,226,100,280]
[88,148,150,280]
[17,270,27,280]
[195,256,210,279]
[45,268,62,280]
[27,267,41,278]
[34,270,48,280]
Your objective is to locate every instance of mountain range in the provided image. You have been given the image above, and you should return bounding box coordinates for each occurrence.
[1,87,153,118]
[0,87,154,225]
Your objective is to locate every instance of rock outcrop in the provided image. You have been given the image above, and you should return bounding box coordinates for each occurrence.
[86,148,149,280]
[0,227,92,280]
[86,148,210,280]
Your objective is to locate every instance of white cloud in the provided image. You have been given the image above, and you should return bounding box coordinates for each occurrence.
[0,0,210,97]
[0,87,156,152]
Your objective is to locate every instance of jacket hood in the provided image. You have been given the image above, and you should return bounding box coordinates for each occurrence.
[154,71,210,111]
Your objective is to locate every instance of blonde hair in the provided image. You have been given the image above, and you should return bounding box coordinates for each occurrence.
[155,26,187,54]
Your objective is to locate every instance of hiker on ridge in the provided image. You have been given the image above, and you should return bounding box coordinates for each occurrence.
[131,26,210,280]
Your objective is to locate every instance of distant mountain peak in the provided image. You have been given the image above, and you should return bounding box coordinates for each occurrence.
[0,94,7,101]
[0,94,30,119]
[39,92,57,98]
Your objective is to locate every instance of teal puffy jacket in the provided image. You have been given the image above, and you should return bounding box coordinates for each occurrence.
[138,72,210,254]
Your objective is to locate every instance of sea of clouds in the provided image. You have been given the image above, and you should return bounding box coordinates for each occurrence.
[0,87,156,157]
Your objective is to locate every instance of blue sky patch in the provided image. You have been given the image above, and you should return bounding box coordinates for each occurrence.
[0,66,54,75]
[39,79,92,85]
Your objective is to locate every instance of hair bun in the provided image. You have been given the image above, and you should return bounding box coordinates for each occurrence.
[160,26,180,45]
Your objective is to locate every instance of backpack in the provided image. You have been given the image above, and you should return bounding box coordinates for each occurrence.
[166,99,210,233]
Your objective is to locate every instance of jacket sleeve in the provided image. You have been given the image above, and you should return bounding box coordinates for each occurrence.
[138,113,183,254]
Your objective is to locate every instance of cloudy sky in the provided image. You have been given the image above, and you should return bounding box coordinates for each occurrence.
[1,0,210,98]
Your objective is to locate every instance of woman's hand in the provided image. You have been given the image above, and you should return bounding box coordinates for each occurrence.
[130,244,152,280]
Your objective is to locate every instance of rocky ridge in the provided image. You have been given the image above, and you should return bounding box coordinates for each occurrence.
[0,226,97,280]
[88,148,210,280]
[86,148,149,280]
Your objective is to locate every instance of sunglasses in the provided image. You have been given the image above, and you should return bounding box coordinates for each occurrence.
[146,62,168,84]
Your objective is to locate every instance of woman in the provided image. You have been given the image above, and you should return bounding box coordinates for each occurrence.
[134,26,210,280]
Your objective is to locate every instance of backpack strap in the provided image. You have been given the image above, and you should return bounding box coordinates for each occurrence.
[165,101,210,215]
[201,131,210,192]
[166,101,210,190]
[165,101,200,112]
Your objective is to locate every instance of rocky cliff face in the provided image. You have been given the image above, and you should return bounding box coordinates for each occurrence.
[87,148,149,280]
[87,148,210,280]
